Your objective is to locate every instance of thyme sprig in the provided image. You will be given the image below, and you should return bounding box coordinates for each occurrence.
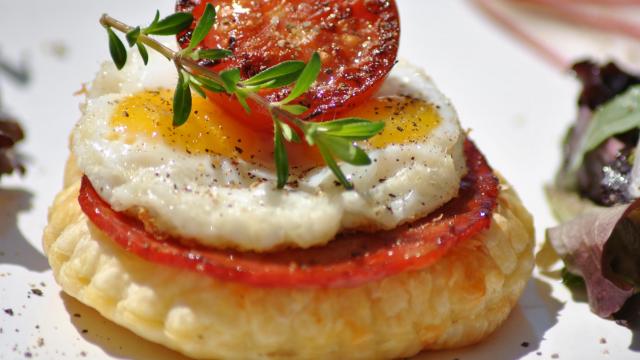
[100,6,384,189]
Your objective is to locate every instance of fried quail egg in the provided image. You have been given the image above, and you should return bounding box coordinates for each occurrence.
[72,49,466,251]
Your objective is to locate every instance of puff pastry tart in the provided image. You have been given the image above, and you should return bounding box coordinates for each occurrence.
[44,1,534,359]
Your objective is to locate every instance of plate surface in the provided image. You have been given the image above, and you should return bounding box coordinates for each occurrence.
[0,1,638,359]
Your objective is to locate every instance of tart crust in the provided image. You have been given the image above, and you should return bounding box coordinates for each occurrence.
[44,158,534,360]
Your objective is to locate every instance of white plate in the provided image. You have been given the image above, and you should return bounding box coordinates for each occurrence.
[0,1,638,359]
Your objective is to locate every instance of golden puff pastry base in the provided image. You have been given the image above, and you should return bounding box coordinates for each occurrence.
[44,159,535,360]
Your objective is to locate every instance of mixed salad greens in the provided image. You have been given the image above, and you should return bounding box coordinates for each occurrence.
[548,61,640,328]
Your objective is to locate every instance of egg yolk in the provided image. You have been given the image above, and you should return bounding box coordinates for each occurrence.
[110,89,277,163]
[341,95,441,149]
[110,91,440,168]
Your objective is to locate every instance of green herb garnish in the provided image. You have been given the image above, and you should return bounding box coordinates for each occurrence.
[144,11,193,36]
[105,26,127,70]
[173,71,192,126]
[99,8,384,189]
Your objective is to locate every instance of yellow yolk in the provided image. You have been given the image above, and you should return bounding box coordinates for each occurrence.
[110,91,440,168]
[342,96,441,149]
[110,90,272,163]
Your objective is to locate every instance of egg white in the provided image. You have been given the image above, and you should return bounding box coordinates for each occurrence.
[72,49,466,251]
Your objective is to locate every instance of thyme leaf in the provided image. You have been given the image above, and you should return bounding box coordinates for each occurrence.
[173,71,192,126]
[279,104,308,115]
[242,60,305,87]
[137,42,149,65]
[186,3,216,52]
[126,26,141,47]
[278,52,321,105]
[316,118,386,141]
[274,120,290,189]
[145,12,193,35]
[105,26,127,70]
[193,48,232,61]
[316,140,354,190]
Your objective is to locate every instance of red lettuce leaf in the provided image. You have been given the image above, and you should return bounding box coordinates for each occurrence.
[547,201,640,321]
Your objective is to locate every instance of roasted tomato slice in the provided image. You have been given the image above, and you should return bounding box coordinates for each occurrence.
[176,0,400,131]
[79,140,499,288]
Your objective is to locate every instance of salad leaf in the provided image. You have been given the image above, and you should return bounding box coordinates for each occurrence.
[566,85,640,185]
[544,184,602,224]
[547,200,640,321]
[547,61,640,329]
[561,267,585,288]
[613,293,640,329]
[573,60,640,111]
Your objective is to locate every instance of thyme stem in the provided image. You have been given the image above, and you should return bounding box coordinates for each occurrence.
[101,13,303,129]
[101,14,174,60]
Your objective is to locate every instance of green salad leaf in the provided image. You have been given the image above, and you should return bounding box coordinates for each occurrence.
[566,85,640,184]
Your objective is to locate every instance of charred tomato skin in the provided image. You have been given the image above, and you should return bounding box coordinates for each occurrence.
[78,140,499,289]
[176,0,400,131]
